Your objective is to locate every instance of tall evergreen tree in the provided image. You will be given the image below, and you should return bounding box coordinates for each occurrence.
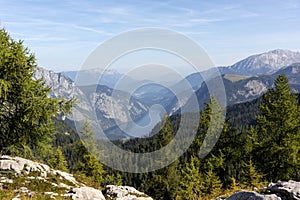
[144,116,180,200]
[0,29,72,157]
[48,147,69,172]
[80,119,100,157]
[252,74,300,181]
[179,156,204,200]
[156,115,173,148]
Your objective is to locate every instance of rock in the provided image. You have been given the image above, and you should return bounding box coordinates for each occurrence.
[267,180,300,200]
[104,185,153,200]
[52,170,78,186]
[0,155,50,177]
[0,155,154,200]
[44,191,58,198]
[58,182,71,189]
[0,177,13,183]
[0,155,79,186]
[19,186,30,193]
[65,186,105,200]
[226,180,300,200]
[226,191,280,200]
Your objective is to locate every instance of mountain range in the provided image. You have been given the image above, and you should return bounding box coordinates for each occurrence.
[37,49,300,139]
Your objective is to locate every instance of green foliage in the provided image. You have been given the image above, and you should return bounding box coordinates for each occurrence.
[79,154,105,188]
[145,161,180,200]
[252,74,300,181]
[242,158,264,188]
[142,116,180,200]
[100,88,300,199]
[102,172,123,186]
[156,115,173,148]
[0,29,72,158]
[47,147,68,172]
[76,120,107,188]
[179,156,204,200]
[80,119,100,157]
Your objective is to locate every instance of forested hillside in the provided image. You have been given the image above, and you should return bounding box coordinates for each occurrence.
[105,75,300,199]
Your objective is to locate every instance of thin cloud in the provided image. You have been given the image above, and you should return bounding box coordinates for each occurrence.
[72,25,114,36]
[189,18,224,23]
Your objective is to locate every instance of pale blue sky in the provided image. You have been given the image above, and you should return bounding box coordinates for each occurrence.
[1,0,300,72]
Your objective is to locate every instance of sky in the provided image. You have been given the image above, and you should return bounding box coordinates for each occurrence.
[1,0,300,73]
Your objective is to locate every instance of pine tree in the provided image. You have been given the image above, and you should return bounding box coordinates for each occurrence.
[79,153,105,188]
[202,156,223,197]
[144,116,180,200]
[77,119,106,188]
[179,156,204,200]
[197,96,225,158]
[0,29,72,157]
[156,115,173,148]
[80,119,100,157]
[48,147,68,172]
[242,158,263,188]
[252,74,300,181]
[146,161,180,200]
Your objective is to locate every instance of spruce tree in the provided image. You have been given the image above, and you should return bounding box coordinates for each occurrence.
[242,158,263,188]
[252,74,300,181]
[80,119,100,157]
[179,156,204,200]
[48,147,69,172]
[144,116,180,200]
[79,153,105,188]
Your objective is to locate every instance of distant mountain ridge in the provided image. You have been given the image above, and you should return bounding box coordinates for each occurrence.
[229,49,300,75]
[63,68,123,88]
[184,49,300,91]
[181,63,300,113]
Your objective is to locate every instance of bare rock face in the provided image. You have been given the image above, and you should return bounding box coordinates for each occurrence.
[64,187,105,200]
[226,181,300,200]
[104,185,153,200]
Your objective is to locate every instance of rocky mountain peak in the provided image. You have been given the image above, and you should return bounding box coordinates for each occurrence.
[229,49,300,75]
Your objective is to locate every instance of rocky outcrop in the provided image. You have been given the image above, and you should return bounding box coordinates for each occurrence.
[64,187,106,200]
[226,191,280,200]
[0,155,79,185]
[226,181,300,200]
[0,155,51,177]
[0,155,153,200]
[104,185,153,200]
[267,180,300,200]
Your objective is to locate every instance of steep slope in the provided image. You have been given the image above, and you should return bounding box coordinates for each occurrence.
[176,62,300,114]
[181,49,300,91]
[34,67,148,138]
[275,62,300,84]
